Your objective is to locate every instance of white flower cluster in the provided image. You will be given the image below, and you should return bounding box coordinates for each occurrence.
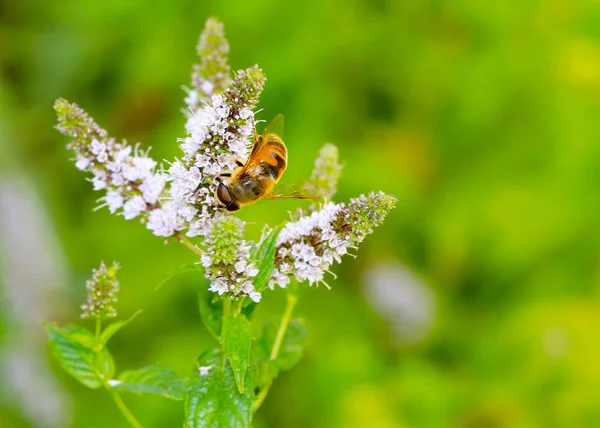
[146,66,265,238]
[201,217,261,302]
[55,99,168,224]
[270,192,397,288]
[87,142,167,220]
[270,203,347,287]
[158,90,255,237]
[80,261,120,320]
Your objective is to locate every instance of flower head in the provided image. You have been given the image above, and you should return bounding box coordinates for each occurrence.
[310,143,344,201]
[80,261,120,320]
[55,33,266,239]
[201,217,261,302]
[270,192,397,288]
[54,99,168,224]
[167,66,266,237]
[185,18,232,112]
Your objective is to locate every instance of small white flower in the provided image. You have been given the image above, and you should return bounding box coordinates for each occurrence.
[113,146,132,162]
[122,195,147,220]
[91,171,107,190]
[208,278,228,295]
[234,260,246,273]
[185,89,200,106]
[201,81,214,95]
[111,173,125,187]
[146,202,184,237]
[107,379,122,387]
[75,156,91,170]
[198,365,212,377]
[140,173,167,204]
[105,191,124,213]
[96,151,109,163]
[90,139,106,155]
[239,108,253,120]
[245,265,259,277]
[201,254,212,268]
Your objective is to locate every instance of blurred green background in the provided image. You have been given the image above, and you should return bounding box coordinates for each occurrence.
[1,0,599,427]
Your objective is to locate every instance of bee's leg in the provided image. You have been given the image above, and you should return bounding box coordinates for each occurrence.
[193,173,222,194]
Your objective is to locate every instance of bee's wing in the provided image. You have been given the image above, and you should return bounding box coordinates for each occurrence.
[240,114,285,174]
[260,113,284,141]
[262,182,323,200]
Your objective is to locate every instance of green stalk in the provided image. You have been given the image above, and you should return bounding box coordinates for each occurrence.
[252,293,298,413]
[95,318,102,339]
[108,388,144,428]
[95,318,142,427]
[179,235,202,257]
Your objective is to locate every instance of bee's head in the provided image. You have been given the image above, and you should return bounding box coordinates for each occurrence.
[215,182,241,212]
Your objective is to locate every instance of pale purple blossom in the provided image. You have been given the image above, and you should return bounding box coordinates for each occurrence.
[270,193,397,288]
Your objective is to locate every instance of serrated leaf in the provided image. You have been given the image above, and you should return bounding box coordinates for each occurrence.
[155,262,202,291]
[114,365,185,400]
[221,314,253,394]
[98,310,142,347]
[62,324,96,347]
[199,292,223,341]
[185,351,253,428]
[253,318,308,389]
[44,323,113,389]
[250,226,281,293]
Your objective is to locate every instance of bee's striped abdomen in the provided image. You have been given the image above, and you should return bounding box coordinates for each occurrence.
[258,137,287,181]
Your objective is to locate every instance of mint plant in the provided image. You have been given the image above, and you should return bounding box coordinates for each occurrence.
[47,18,396,427]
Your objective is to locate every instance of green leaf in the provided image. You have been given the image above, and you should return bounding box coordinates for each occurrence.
[155,262,202,291]
[98,310,142,347]
[250,226,281,293]
[253,318,308,389]
[241,301,257,319]
[221,314,253,394]
[185,350,253,428]
[44,323,114,389]
[114,365,185,400]
[199,291,223,341]
[253,359,279,393]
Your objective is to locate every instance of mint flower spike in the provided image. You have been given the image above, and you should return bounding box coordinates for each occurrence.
[310,143,344,202]
[270,192,397,288]
[200,217,261,302]
[54,99,168,222]
[81,261,121,320]
[161,65,267,237]
[185,17,232,112]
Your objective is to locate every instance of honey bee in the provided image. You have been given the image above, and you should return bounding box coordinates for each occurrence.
[215,114,317,212]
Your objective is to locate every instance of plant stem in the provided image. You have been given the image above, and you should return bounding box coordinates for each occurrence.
[95,318,102,339]
[177,233,202,257]
[223,299,232,317]
[270,293,297,359]
[252,293,298,413]
[220,299,233,371]
[108,389,143,428]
